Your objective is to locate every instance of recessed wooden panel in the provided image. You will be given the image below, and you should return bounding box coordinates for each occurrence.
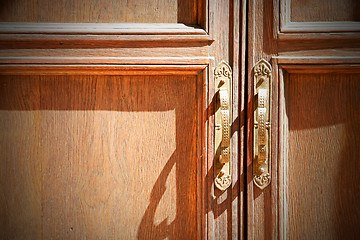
[0,0,198,24]
[0,74,199,239]
[285,73,360,239]
[280,0,360,33]
[291,0,360,22]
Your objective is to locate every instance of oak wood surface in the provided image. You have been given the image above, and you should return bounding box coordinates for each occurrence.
[291,0,360,22]
[0,65,207,76]
[285,73,360,240]
[0,0,243,239]
[0,74,199,239]
[0,23,207,35]
[247,0,278,239]
[0,0,198,24]
[280,0,360,33]
[248,0,360,239]
[0,47,210,65]
[204,1,243,239]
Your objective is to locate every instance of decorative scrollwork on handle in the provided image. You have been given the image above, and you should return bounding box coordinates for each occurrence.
[214,61,232,191]
[215,170,231,191]
[253,59,272,190]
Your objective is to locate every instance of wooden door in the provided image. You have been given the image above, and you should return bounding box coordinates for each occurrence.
[0,1,243,239]
[247,0,360,239]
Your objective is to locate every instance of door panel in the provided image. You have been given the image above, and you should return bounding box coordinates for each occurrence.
[285,73,360,239]
[0,0,198,24]
[0,0,242,239]
[290,0,360,22]
[0,75,199,239]
[248,0,360,239]
[281,0,360,33]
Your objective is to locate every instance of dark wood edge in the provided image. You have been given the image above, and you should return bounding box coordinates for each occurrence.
[0,33,211,46]
[279,64,360,73]
[0,64,209,75]
[0,56,212,65]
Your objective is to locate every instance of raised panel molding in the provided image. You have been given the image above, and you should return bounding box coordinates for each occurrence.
[0,64,208,76]
[280,0,360,34]
[0,23,207,35]
[0,23,210,49]
[278,64,360,239]
[274,59,360,239]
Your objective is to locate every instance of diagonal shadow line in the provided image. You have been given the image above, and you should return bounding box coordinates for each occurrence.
[137,151,177,240]
[137,84,244,239]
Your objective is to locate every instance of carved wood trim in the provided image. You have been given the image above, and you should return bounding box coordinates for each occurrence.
[0,56,211,65]
[280,0,360,35]
[0,23,207,35]
[0,24,210,48]
[275,56,360,65]
[0,64,208,75]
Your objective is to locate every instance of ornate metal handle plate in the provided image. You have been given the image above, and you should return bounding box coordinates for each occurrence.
[253,59,272,189]
[214,61,232,191]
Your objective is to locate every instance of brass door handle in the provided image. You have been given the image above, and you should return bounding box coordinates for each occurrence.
[219,89,230,164]
[214,61,232,191]
[256,89,269,177]
[253,59,272,189]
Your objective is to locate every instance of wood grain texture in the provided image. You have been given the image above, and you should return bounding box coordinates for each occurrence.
[247,0,279,239]
[285,73,360,240]
[238,2,247,238]
[281,21,360,33]
[0,0,243,239]
[280,0,360,33]
[0,74,200,239]
[278,36,360,52]
[0,0,198,24]
[0,23,207,35]
[291,0,360,22]
[0,47,210,65]
[0,23,210,50]
[206,0,243,239]
[249,0,360,239]
[0,65,207,76]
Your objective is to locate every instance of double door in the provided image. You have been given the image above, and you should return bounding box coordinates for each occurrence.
[0,0,359,239]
